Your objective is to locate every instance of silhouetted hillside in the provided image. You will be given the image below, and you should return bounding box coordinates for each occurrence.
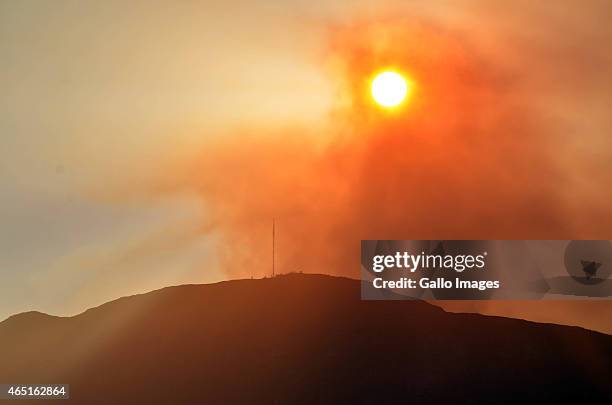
[0,274,610,404]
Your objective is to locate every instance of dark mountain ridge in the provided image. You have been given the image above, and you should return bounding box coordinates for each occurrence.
[0,274,610,403]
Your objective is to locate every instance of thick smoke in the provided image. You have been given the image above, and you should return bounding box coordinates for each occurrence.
[159,18,612,280]
[133,14,612,333]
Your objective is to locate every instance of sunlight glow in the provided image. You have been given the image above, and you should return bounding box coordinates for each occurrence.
[371,71,410,108]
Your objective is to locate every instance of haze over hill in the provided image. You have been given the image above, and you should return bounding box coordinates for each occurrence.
[0,274,610,404]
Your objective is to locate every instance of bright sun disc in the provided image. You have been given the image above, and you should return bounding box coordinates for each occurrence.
[371,71,409,108]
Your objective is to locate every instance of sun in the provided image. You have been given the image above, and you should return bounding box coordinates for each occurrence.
[371,70,410,108]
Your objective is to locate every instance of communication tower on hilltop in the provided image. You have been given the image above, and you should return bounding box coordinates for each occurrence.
[272,219,275,277]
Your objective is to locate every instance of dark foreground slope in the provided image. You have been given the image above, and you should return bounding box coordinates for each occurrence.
[0,274,610,404]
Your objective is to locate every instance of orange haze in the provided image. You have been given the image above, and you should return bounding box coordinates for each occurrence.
[149,18,612,333]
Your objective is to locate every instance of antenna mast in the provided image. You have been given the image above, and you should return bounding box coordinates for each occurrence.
[272,219,275,277]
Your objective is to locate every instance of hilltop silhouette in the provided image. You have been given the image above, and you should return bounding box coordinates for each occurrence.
[0,274,610,404]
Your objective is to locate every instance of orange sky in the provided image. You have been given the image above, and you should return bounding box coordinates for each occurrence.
[149,9,612,332]
[153,13,612,277]
[1,1,612,333]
